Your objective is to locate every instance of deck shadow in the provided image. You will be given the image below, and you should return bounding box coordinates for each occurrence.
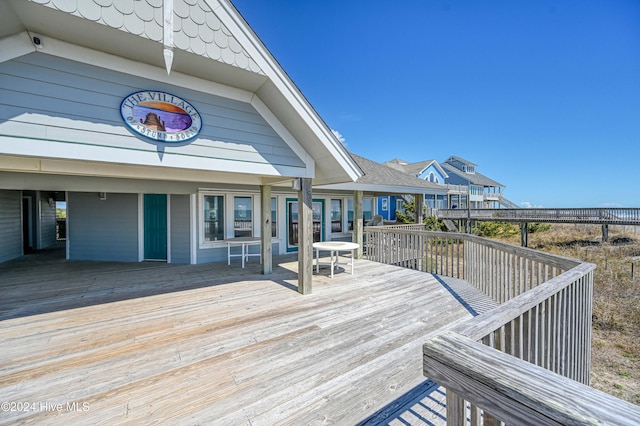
[0,248,300,321]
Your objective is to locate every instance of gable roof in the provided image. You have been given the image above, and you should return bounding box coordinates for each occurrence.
[382,159,449,179]
[0,0,361,185]
[316,153,449,195]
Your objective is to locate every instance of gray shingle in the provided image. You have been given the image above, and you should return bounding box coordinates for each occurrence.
[350,153,446,190]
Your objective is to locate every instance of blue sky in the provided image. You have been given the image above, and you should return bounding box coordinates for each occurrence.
[231,0,640,207]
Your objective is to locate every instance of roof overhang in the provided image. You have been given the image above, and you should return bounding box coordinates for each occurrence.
[315,182,450,196]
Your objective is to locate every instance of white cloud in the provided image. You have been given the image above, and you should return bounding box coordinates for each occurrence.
[520,201,543,208]
[331,129,346,146]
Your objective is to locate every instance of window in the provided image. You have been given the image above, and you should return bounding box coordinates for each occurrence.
[346,198,373,229]
[381,198,388,211]
[271,197,277,237]
[203,195,224,242]
[234,196,253,238]
[396,199,404,213]
[363,198,373,222]
[331,199,342,233]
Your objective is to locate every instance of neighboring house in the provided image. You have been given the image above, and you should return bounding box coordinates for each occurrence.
[441,156,512,209]
[316,153,449,225]
[0,0,364,272]
[383,156,516,212]
[384,158,452,212]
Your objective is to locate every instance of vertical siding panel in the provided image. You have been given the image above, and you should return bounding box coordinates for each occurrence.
[68,192,139,262]
[0,190,22,262]
[170,194,191,264]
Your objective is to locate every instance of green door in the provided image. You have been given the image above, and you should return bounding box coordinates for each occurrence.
[144,194,167,260]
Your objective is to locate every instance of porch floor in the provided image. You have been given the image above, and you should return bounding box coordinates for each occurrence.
[0,249,489,425]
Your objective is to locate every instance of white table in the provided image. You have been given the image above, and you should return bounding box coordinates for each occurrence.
[227,237,261,268]
[312,241,360,278]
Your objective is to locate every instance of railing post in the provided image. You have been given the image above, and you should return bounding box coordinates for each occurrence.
[446,389,465,426]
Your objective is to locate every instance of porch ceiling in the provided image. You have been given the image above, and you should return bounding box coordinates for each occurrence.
[0,251,472,424]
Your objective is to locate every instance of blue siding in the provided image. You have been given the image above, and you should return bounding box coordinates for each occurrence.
[0,190,22,263]
[377,196,390,221]
[0,54,305,171]
[443,171,468,186]
[417,164,446,184]
[68,192,138,262]
[170,195,191,264]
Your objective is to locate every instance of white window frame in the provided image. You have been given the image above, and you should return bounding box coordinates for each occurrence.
[199,192,226,247]
[232,194,254,238]
[330,198,343,234]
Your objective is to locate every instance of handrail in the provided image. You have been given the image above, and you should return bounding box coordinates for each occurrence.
[434,207,640,225]
[364,226,640,425]
[423,331,640,426]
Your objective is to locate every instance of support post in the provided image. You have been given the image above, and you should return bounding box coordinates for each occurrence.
[602,224,609,242]
[353,190,364,259]
[415,193,424,225]
[297,178,313,294]
[260,184,272,275]
[521,222,529,247]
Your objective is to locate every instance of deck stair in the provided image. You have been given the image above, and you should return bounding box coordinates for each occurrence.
[498,196,521,208]
[442,219,458,232]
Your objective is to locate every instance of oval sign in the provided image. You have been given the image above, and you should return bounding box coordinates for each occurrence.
[120,91,202,142]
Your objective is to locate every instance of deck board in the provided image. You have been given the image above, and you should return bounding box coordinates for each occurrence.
[0,249,490,425]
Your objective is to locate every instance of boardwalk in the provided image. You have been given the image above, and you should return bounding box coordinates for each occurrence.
[434,207,640,225]
[0,249,493,425]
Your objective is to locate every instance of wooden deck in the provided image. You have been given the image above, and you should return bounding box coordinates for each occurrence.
[0,248,489,425]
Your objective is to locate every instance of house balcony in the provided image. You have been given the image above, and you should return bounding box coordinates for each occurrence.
[483,192,501,201]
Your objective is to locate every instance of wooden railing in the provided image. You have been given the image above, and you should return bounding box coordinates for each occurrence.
[434,207,640,225]
[364,226,640,425]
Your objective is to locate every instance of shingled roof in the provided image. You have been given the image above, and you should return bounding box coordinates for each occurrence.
[441,163,504,188]
[315,153,448,195]
[383,159,449,179]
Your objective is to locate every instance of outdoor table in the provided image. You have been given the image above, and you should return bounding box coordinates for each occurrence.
[312,241,360,278]
[226,237,261,268]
